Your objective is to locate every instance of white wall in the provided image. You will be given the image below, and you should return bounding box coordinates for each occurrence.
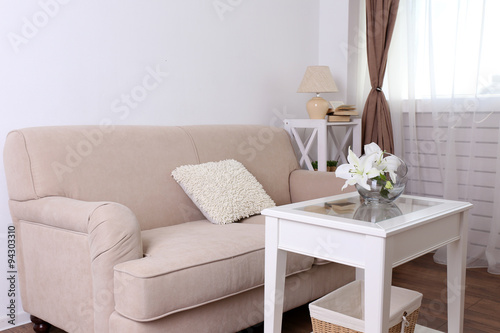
[319,0,349,102]
[0,0,353,329]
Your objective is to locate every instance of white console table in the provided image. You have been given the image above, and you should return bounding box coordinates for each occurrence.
[283,118,361,171]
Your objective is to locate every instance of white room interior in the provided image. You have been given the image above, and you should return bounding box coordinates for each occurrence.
[4,1,499,331]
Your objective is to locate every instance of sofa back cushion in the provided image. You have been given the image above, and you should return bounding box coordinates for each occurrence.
[4,125,299,230]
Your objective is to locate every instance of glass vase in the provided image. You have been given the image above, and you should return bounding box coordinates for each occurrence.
[355,154,408,204]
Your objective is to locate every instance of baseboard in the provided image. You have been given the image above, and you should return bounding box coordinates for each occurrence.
[0,311,30,331]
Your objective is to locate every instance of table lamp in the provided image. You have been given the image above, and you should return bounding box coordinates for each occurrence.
[297,66,338,119]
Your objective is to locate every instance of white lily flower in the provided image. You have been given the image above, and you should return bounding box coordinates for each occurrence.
[364,142,382,155]
[360,154,381,178]
[333,142,405,199]
[379,154,401,182]
[335,147,383,190]
[335,163,354,181]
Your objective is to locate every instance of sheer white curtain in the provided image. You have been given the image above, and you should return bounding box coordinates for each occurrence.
[375,0,500,274]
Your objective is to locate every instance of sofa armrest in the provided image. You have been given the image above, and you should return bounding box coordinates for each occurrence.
[289,169,355,203]
[9,196,111,233]
[9,196,142,332]
[9,197,142,262]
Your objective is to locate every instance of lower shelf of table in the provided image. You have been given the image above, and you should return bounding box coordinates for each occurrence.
[415,325,442,333]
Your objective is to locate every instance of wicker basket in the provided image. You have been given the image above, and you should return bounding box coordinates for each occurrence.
[309,281,422,333]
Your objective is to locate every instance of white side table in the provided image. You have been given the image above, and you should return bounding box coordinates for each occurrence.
[262,193,472,333]
[283,118,361,171]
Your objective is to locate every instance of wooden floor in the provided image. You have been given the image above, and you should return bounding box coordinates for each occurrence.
[7,253,500,333]
[241,253,500,333]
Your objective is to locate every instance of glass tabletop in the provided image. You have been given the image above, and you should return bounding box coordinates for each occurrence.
[295,195,442,223]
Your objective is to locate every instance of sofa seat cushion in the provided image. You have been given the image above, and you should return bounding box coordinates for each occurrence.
[113,217,314,322]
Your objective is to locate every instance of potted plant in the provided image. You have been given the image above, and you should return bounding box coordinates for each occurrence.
[311,161,318,171]
[327,160,338,172]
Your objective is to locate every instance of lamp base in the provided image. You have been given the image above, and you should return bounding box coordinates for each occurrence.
[306,97,330,119]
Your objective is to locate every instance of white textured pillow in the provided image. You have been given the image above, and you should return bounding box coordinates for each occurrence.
[171,159,276,225]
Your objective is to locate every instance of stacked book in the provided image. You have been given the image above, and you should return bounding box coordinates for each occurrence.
[327,103,358,122]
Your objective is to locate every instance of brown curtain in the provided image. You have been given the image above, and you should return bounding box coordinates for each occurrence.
[362,0,400,154]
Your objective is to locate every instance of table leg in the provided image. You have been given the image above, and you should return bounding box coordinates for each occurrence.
[264,217,287,333]
[352,117,362,156]
[447,211,468,333]
[355,267,364,280]
[364,236,392,333]
[317,123,327,171]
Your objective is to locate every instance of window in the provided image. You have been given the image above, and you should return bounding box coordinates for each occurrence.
[396,0,500,99]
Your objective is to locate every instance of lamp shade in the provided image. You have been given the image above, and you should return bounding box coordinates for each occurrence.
[297,66,338,93]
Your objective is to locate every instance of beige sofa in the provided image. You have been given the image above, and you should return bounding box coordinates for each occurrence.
[3,125,354,333]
